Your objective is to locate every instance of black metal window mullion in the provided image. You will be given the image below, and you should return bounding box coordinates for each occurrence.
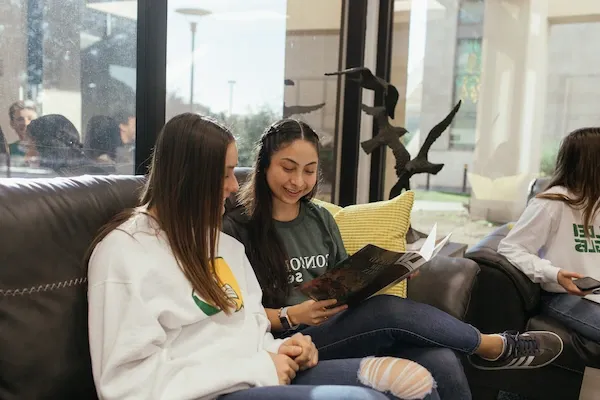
[135,0,168,175]
[369,0,394,202]
[338,0,368,207]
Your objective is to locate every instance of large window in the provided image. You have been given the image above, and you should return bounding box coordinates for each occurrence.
[386,0,592,247]
[165,0,343,201]
[0,0,137,178]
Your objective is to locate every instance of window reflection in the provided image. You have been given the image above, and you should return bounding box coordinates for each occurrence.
[165,0,342,202]
[389,0,600,247]
[0,0,137,178]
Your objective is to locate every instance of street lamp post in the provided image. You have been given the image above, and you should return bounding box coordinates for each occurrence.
[175,8,211,111]
[189,21,197,109]
[228,80,236,116]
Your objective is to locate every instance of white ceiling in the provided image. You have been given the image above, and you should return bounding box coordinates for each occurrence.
[86,0,600,31]
[85,0,441,29]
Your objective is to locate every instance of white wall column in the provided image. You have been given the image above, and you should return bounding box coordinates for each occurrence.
[469,0,549,223]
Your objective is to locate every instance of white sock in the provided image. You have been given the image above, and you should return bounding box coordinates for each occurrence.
[480,334,507,361]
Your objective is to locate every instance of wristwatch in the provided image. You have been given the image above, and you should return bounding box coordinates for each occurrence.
[279,306,299,330]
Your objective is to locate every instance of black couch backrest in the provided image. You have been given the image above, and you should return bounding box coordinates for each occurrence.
[225,167,252,212]
[0,176,145,399]
[0,168,251,399]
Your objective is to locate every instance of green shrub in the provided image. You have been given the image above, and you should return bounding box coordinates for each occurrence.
[540,141,559,177]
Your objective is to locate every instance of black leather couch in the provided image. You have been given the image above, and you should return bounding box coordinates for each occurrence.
[464,178,600,400]
[0,169,480,399]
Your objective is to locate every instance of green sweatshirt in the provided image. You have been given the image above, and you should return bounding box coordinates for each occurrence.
[223,201,348,306]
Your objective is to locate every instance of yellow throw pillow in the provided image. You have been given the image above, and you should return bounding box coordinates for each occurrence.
[332,191,415,298]
[311,198,343,216]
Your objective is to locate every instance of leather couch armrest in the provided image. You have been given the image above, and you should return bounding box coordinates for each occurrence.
[467,247,541,313]
[466,253,533,333]
[466,223,541,313]
[407,256,480,321]
[465,225,542,333]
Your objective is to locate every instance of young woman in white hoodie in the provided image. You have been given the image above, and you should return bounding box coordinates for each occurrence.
[499,127,600,344]
[86,113,440,400]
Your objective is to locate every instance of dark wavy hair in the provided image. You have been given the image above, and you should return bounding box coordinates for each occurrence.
[27,114,88,171]
[238,119,321,307]
[537,127,600,237]
[84,115,121,161]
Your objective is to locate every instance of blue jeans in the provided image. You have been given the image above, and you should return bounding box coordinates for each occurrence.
[286,295,481,400]
[220,359,440,400]
[541,292,600,343]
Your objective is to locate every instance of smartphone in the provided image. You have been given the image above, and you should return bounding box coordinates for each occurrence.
[573,277,600,291]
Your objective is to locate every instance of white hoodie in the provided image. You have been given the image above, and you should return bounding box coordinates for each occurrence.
[499,186,600,303]
[88,213,284,400]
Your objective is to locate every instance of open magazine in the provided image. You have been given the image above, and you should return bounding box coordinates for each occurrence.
[298,224,451,307]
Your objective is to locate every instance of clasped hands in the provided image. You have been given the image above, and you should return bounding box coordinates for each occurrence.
[268,333,318,385]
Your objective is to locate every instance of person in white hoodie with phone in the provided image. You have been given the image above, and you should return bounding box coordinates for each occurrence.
[499,127,600,345]
[86,113,440,400]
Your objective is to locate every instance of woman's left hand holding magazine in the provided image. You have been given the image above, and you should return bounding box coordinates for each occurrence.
[288,299,348,326]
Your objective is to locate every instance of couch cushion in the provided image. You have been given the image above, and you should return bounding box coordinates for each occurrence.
[329,191,415,298]
[407,256,480,320]
[0,175,144,399]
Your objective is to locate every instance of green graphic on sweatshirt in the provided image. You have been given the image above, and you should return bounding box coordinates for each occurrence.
[192,294,221,316]
[191,257,244,316]
[572,224,600,253]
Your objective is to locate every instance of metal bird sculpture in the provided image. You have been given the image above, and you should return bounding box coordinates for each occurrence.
[387,100,462,199]
[325,67,399,119]
[283,79,326,117]
[360,104,409,154]
[283,103,326,118]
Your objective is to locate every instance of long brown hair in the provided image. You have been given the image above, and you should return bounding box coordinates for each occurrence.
[238,119,321,307]
[87,113,236,313]
[537,127,600,237]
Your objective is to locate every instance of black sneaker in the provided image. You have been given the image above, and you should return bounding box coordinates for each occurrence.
[468,331,563,370]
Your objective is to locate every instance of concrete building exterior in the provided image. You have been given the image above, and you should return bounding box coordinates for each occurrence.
[390,0,600,222]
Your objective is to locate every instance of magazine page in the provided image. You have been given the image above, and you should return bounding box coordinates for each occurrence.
[394,224,452,272]
[298,224,452,306]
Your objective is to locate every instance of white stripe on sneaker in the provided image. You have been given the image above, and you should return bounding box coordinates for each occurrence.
[506,357,524,368]
[520,356,535,367]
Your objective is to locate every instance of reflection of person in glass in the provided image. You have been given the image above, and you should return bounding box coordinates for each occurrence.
[115,111,136,146]
[84,115,121,165]
[7,101,38,158]
[27,114,111,176]
[114,111,136,173]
